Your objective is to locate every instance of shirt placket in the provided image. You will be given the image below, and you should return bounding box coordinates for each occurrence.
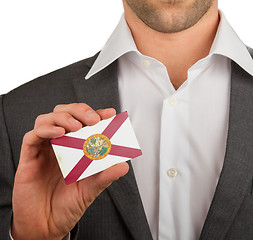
[159,88,190,240]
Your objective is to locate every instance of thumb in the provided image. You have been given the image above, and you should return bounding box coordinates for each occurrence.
[93,162,130,190]
[77,162,129,208]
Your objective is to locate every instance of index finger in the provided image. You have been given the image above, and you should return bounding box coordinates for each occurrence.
[53,103,100,126]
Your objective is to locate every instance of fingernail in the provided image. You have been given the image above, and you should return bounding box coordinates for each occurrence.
[68,118,80,125]
[86,109,98,118]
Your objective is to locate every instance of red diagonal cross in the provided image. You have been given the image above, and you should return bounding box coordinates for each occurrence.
[51,112,142,185]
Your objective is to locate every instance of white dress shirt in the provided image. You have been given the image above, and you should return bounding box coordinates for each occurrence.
[86,11,253,240]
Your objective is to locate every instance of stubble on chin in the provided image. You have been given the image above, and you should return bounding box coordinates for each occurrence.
[125,0,214,33]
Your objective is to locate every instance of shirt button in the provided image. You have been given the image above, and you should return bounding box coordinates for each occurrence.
[142,59,151,67]
[168,97,177,106]
[167,168,178,177]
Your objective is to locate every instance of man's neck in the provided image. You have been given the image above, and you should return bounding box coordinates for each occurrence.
[123,2,219,90]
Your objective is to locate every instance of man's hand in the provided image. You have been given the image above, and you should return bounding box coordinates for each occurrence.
[11,103,129,240]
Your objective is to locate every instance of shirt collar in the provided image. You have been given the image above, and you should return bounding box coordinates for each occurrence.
[85,14,137,79]
[85,11,253,80]
[210,11,253,76]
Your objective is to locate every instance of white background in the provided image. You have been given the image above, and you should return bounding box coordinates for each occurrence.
[1,0,253,94]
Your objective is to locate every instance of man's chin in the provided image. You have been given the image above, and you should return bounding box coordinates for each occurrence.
[125,0,214,33]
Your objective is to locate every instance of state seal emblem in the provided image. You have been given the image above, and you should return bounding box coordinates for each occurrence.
[83,134,111,160]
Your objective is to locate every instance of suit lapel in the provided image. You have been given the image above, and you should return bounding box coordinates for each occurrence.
[72,58,153,240]
[200,61,253,239]
[107,163,153,240]
[72,56,120,112]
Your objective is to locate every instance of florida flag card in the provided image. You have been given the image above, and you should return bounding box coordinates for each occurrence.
[51,111,142,185]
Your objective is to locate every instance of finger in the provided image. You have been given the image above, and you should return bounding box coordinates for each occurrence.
[34,112,82,132]
[53,103,100,126]
[96,108,116,120]
[23,125,65,146]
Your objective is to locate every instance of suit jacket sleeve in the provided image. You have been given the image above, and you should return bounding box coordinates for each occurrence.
[0,94,15,239]
[0,93,81,240]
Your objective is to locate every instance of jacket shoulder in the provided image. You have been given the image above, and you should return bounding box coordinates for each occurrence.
[1,53,99,165]
[3,53,99,115]
[5,53,98,100]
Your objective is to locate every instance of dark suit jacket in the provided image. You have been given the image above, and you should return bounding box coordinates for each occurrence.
[1,50,253,240]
